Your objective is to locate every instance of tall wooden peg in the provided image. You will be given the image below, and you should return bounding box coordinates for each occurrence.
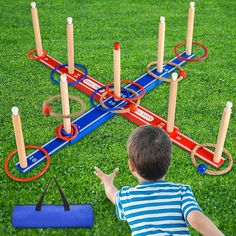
[186,2,195,56]
[11,107,28,169]
[31,2,43,57]
[167,73,178,133]
[60,74,71,134]
[67,17,74,74]
[157,16,165,73]
[213,102,232,163]
[114,42,121,99]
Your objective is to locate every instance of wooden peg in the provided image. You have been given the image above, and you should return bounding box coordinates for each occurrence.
[114,42,121,99]
[67,17,74,74]
[157,16,165,73]
[186,2,195,55]
[214,102,232,163]
[11,107,27,168]
[31,2,43,57]
[167,73,178,133]
[60,74,71,134]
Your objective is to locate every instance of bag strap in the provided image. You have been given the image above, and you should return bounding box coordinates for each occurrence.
[35,177,70,211]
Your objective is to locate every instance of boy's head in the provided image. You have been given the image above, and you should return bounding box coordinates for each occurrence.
[127,125,172,181]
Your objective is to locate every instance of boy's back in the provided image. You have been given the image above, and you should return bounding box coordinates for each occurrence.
[116,180,201,236]
[95,125,224,236]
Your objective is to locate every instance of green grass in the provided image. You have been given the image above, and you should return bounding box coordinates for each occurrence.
[0,0,235,235]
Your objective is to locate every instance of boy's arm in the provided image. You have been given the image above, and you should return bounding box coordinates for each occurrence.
[188,210,224,236]
[94,167,119,204]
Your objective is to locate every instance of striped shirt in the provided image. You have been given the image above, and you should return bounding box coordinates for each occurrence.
[115,180,201,236]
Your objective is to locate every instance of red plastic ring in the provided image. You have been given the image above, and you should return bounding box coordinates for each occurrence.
[174,42,208,62]
[54,123,79,141]
[4,145,50,182]
[105,80,145,101]
[27,49,47,61]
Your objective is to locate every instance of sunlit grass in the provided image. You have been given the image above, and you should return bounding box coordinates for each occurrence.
[0,0,235,235]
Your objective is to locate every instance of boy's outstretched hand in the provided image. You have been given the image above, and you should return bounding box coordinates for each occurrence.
[94,167,119,204]
[94,166,119,184]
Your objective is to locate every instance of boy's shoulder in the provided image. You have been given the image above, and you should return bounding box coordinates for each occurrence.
[119,181,192,196]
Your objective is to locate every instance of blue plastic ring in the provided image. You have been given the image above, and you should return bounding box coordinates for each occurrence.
[61,124,79,137]
[90,86,130,112]
[50,63,88,85]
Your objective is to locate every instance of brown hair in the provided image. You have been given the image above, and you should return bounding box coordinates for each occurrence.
[127,125,172,180]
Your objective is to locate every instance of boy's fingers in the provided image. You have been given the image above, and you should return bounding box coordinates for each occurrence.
[94,171,102,179]
[112,167,119,175]
[94,171,104,184]
[94,166,105,178]
[94,171,104,182]
[94,171,99,177]
[94,166,103,174]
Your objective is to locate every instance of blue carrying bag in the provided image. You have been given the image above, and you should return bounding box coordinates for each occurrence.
[12,177,94,228]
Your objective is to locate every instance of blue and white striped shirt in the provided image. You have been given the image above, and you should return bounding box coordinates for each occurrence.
[115,181,201,236]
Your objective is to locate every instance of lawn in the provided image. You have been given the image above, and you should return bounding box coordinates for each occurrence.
[0,0,235,235]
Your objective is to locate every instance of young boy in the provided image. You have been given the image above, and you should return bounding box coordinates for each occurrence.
[94,125,224,236]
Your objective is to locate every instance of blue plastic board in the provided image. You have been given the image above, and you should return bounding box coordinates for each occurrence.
[16,52,194,173]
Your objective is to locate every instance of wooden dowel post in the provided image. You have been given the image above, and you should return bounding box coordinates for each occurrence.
[114,42,121,99]
[213,102,233,163]
[60,74,71,134]
[67,17,74,74]
[167,73,178,133]
[31,2,43,57]
[11,107,27,168]
[186,2,195,56]
[157,16,165,73]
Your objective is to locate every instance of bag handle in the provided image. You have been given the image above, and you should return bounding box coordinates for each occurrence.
[35,177,70,211]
